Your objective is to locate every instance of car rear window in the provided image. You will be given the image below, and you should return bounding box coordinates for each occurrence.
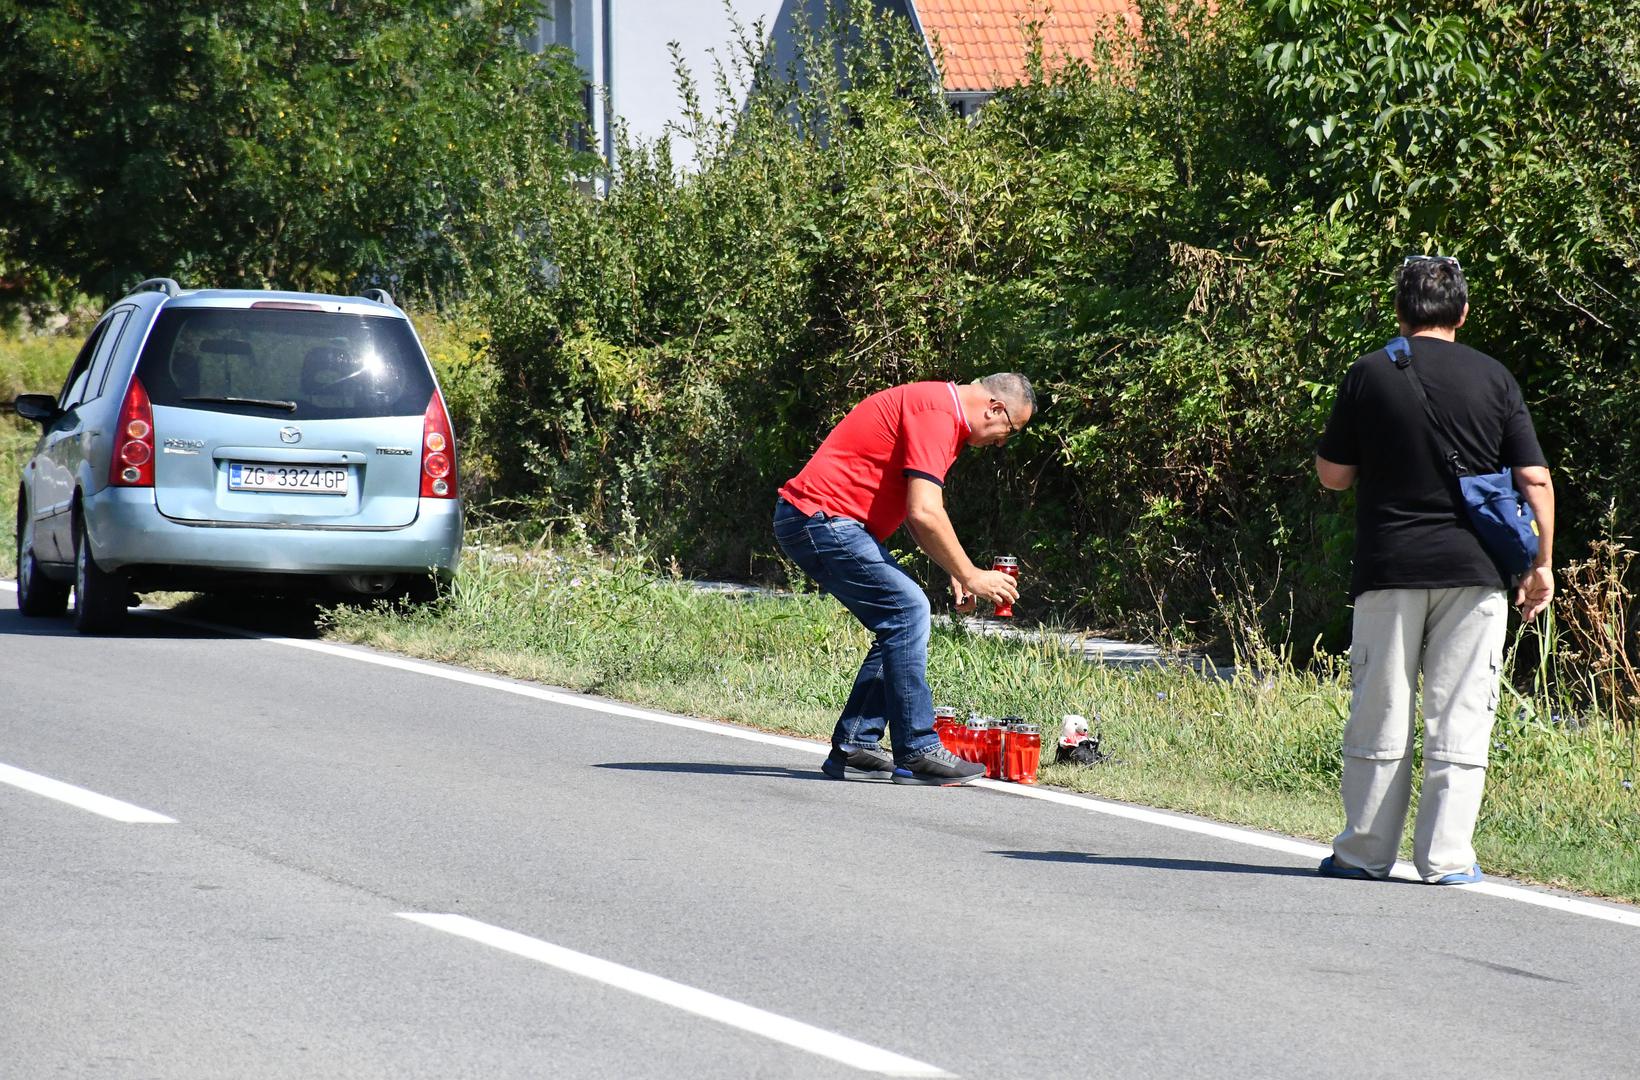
[135,307,436,419]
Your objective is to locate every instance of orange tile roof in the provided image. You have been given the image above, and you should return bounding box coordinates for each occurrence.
[910,0,1140,94]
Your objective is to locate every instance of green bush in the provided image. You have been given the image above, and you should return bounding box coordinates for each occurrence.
[472,1,1639,664]
[11,0,1632,671]
[0,0,594,299]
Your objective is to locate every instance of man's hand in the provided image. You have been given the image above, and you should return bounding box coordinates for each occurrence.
[1515,565,1554,621]
[948,572,1019,612]
[960,568,1019,606]
[1512,466,1554,622]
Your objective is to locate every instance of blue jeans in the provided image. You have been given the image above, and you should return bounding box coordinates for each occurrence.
[772,498,940,763]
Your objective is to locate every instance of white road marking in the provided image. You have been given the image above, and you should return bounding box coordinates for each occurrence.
[974,780,1640,925]
[223,625,1640,928]
[162,610,826,754]
[6,578,1635,927]
[399,913,953,1078]
[0,761,176,824]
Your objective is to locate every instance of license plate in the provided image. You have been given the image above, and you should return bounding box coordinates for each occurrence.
[228,463,349,495]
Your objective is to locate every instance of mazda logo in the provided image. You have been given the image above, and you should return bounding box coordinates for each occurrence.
[279,426,302,444]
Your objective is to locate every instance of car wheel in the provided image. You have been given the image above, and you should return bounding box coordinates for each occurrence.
[72,523,128,634]
[16,501,70,617]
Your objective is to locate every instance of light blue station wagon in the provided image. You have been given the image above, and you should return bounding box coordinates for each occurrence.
[11,279,463,632]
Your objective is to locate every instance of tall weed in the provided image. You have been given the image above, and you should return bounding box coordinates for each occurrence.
[1550,511,1640,733]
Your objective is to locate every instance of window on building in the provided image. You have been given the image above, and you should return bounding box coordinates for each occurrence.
[554,0,574,48]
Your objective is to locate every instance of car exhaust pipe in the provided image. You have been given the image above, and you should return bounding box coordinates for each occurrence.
[332,573,397,596]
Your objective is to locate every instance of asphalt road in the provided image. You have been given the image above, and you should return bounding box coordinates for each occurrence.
[3,587,1637,1079]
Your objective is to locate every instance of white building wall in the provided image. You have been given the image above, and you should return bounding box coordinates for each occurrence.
[611,0,788,156]
[532,1,918,171]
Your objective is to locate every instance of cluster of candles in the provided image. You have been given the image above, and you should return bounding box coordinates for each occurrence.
[933,706,1042,784]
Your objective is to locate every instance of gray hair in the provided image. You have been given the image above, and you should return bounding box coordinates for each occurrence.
[979,372,1036,416]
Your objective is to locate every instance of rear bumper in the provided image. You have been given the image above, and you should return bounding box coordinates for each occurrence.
[82,487,463,575]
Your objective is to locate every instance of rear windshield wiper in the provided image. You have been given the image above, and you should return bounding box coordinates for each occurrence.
[182,395,298,412]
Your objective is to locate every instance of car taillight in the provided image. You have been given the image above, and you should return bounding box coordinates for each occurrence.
[110,377,155,487]
[420,392,457,499]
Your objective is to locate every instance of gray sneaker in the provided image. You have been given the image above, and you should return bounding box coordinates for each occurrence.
[891,745,986,786]
[821,745,895,780]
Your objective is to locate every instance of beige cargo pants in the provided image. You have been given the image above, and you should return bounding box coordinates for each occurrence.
[1331,586,1508,881]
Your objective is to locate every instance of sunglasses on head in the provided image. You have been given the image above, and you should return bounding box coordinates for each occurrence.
[1402,254,1461,271]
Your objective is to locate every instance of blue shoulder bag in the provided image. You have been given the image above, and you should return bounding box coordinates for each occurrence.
[1386,336,1540,579]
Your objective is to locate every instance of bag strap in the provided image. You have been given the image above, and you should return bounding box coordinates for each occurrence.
[1387,335,1468,478]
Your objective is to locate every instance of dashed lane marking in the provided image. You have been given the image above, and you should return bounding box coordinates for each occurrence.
[0,761,177,824]
[399,913,954,1077]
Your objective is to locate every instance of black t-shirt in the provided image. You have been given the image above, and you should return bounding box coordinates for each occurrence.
[1317,336,1547,597]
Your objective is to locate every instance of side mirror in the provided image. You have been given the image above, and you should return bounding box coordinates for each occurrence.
[11,394,60,425]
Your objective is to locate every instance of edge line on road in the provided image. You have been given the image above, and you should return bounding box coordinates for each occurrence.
[7,580,1635,929]
[219,619,1640,929]
[398,913,953,1078]
[0,761,177,824]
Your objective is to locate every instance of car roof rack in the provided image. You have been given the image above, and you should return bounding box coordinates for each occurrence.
[359,288,395,307]
[133,277,182,298]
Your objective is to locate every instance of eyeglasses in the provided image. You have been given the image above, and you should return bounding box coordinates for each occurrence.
[1402,254,1461,271]
[993,399,1019,439]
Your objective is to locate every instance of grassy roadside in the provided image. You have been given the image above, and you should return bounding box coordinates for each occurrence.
[322,547,1640,904]
[1,417,32,568]
[2,329,79,569]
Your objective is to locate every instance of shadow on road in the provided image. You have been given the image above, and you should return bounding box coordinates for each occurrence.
[595,761,835,782]
[162,593,328,639]
[0,606,224,640]
[0,592,331,640]
[992,849,1321,878]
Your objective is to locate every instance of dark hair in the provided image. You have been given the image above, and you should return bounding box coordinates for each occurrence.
[1395,258,1468,331]
[980,372,1036,416]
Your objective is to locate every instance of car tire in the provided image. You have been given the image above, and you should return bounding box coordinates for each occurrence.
[72,523,128,634]
[16,502,70,617]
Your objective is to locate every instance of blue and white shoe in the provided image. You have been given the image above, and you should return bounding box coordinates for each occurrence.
[1317,855,1377,880]
[1431,864,1484,885]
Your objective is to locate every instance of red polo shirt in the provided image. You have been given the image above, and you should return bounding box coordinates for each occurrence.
[779,381,971,541]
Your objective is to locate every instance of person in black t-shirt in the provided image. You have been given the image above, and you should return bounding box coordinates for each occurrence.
[1313,255,1555,885]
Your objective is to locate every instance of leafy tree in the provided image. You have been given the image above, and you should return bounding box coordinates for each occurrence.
[1257,0,1523,224]
[0,0,593,298]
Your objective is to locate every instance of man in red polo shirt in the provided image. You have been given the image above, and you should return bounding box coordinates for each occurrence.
[773,373,1034,785]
